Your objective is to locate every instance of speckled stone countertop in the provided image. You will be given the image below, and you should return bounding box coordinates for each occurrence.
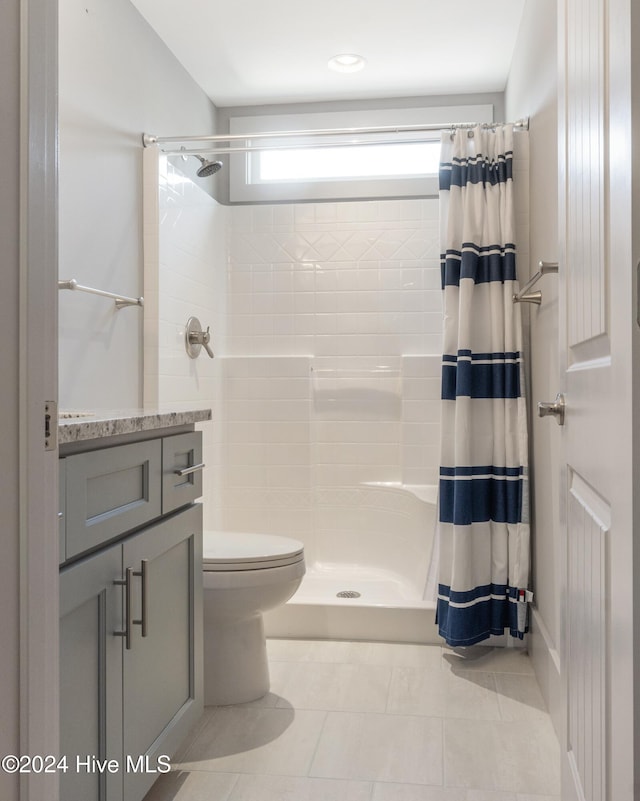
[58,407,212,444]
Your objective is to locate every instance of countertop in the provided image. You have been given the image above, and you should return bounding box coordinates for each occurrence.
[58,406,212,445]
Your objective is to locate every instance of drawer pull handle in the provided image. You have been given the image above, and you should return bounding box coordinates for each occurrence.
[174,462,205,477]
[114,567,133,650]
[132,559,148,638]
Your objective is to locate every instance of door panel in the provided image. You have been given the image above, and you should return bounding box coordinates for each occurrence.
[558,0,635,799]
[561,5,610,795]
[565,0,606,350]
[566,471,608,801]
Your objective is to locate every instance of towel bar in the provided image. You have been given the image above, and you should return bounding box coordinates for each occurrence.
[58,278,144,309]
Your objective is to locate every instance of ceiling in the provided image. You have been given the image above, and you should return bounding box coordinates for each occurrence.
[129,0,526,108]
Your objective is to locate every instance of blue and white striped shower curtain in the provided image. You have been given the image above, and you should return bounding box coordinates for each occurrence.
[435,124,530,647]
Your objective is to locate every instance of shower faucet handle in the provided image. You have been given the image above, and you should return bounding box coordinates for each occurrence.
[200,326,214,359]
[185,316,214,359]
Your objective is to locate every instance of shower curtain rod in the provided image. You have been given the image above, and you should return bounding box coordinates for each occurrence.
[142,117,529,155]
[152,136,481,157]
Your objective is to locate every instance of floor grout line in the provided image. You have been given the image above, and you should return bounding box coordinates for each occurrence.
[146,639,559,800]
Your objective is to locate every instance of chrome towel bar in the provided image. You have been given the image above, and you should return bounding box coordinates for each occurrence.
[58,278,144,309]
[513,261,559,305]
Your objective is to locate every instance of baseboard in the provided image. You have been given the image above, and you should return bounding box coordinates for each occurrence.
[529,606,562,741]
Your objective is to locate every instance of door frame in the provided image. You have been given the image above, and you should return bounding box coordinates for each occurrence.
[19,0,59,799]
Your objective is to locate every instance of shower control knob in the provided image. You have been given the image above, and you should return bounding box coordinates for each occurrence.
[200,327,214,359]
[185,316,214,359]
[538,393,565,425]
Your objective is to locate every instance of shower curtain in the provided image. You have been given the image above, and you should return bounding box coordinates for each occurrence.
[436,124,530,647]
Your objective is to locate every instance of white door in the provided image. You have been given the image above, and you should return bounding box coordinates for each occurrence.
[557,0,637,799]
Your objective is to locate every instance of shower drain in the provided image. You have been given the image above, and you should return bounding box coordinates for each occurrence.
[336,590,361,598]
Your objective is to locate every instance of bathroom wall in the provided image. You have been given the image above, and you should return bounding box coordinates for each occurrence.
[505,0,561,731]
[146,184,444,552]
[218,200,443,549]
[143,153,230,405]
[227,200,442,357]
[216,351,442,568]
[58,0,218,410]
[143,153,230,532]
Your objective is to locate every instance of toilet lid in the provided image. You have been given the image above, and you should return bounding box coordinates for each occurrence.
[202,531,305,571]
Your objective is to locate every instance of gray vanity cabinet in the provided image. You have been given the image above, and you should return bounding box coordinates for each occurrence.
[59,431,204,801]
[122,504,202,801]
[60,541,123,801]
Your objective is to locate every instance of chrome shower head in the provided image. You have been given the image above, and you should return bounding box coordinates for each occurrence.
[195,156,223,178]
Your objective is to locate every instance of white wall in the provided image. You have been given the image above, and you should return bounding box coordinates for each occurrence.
[58,0,218,410]
[227,200,442,358]
[505,0,561,727]
[143,154,229,407]
[225,199,443,502]
[224,199,439,567]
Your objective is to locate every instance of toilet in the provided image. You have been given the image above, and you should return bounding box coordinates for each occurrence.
[202,530,305,706]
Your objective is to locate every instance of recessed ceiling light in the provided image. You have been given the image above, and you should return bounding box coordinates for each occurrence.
[328,53,366,73]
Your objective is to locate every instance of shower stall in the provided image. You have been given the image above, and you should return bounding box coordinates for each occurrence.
[143,127,529,643]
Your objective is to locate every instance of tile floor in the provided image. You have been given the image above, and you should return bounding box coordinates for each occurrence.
[144,639,561,801]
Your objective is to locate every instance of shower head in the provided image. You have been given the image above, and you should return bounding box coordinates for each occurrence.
[195,155,223,178]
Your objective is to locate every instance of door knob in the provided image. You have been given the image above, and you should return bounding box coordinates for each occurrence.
[538,393,565,425]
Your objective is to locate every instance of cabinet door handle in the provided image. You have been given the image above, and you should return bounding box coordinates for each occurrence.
[174,462,205,477]
[114,566,133,650]
[132,559,148,637]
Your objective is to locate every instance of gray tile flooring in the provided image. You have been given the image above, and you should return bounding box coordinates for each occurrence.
[143,639,561,801]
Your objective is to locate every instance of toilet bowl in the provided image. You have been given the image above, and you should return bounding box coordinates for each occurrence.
[202,531,305,706]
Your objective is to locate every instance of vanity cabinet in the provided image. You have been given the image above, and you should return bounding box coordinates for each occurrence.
[59,429,204,801]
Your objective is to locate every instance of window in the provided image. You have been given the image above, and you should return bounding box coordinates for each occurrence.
[256,141,442,183]
[228,105,493,202]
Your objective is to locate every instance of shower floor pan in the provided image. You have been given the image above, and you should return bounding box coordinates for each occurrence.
[263,565,440,645]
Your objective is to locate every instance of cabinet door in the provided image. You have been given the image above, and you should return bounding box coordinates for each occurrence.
[59,458,66,563]
[59,544,123,801]
[121,503,203,801]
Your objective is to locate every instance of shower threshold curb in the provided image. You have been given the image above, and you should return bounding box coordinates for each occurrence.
[264,600,440,644]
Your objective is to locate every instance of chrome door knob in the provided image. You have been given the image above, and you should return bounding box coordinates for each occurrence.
[538,393,565,425]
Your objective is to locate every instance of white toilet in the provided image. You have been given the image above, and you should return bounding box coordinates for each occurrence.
[202,530,305,706]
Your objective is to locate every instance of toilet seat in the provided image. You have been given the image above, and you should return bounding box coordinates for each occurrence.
[202,531,305,572]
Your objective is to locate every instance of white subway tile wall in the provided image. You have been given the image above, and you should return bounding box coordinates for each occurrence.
[219,201,444,551]
[148,181,445,543]
[144,157,230,529]
[227,199,443,358]
[146,157,230,404]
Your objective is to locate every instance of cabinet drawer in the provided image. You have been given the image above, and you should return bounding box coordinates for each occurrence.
[162,432,203,514]
[65,440,162,559]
